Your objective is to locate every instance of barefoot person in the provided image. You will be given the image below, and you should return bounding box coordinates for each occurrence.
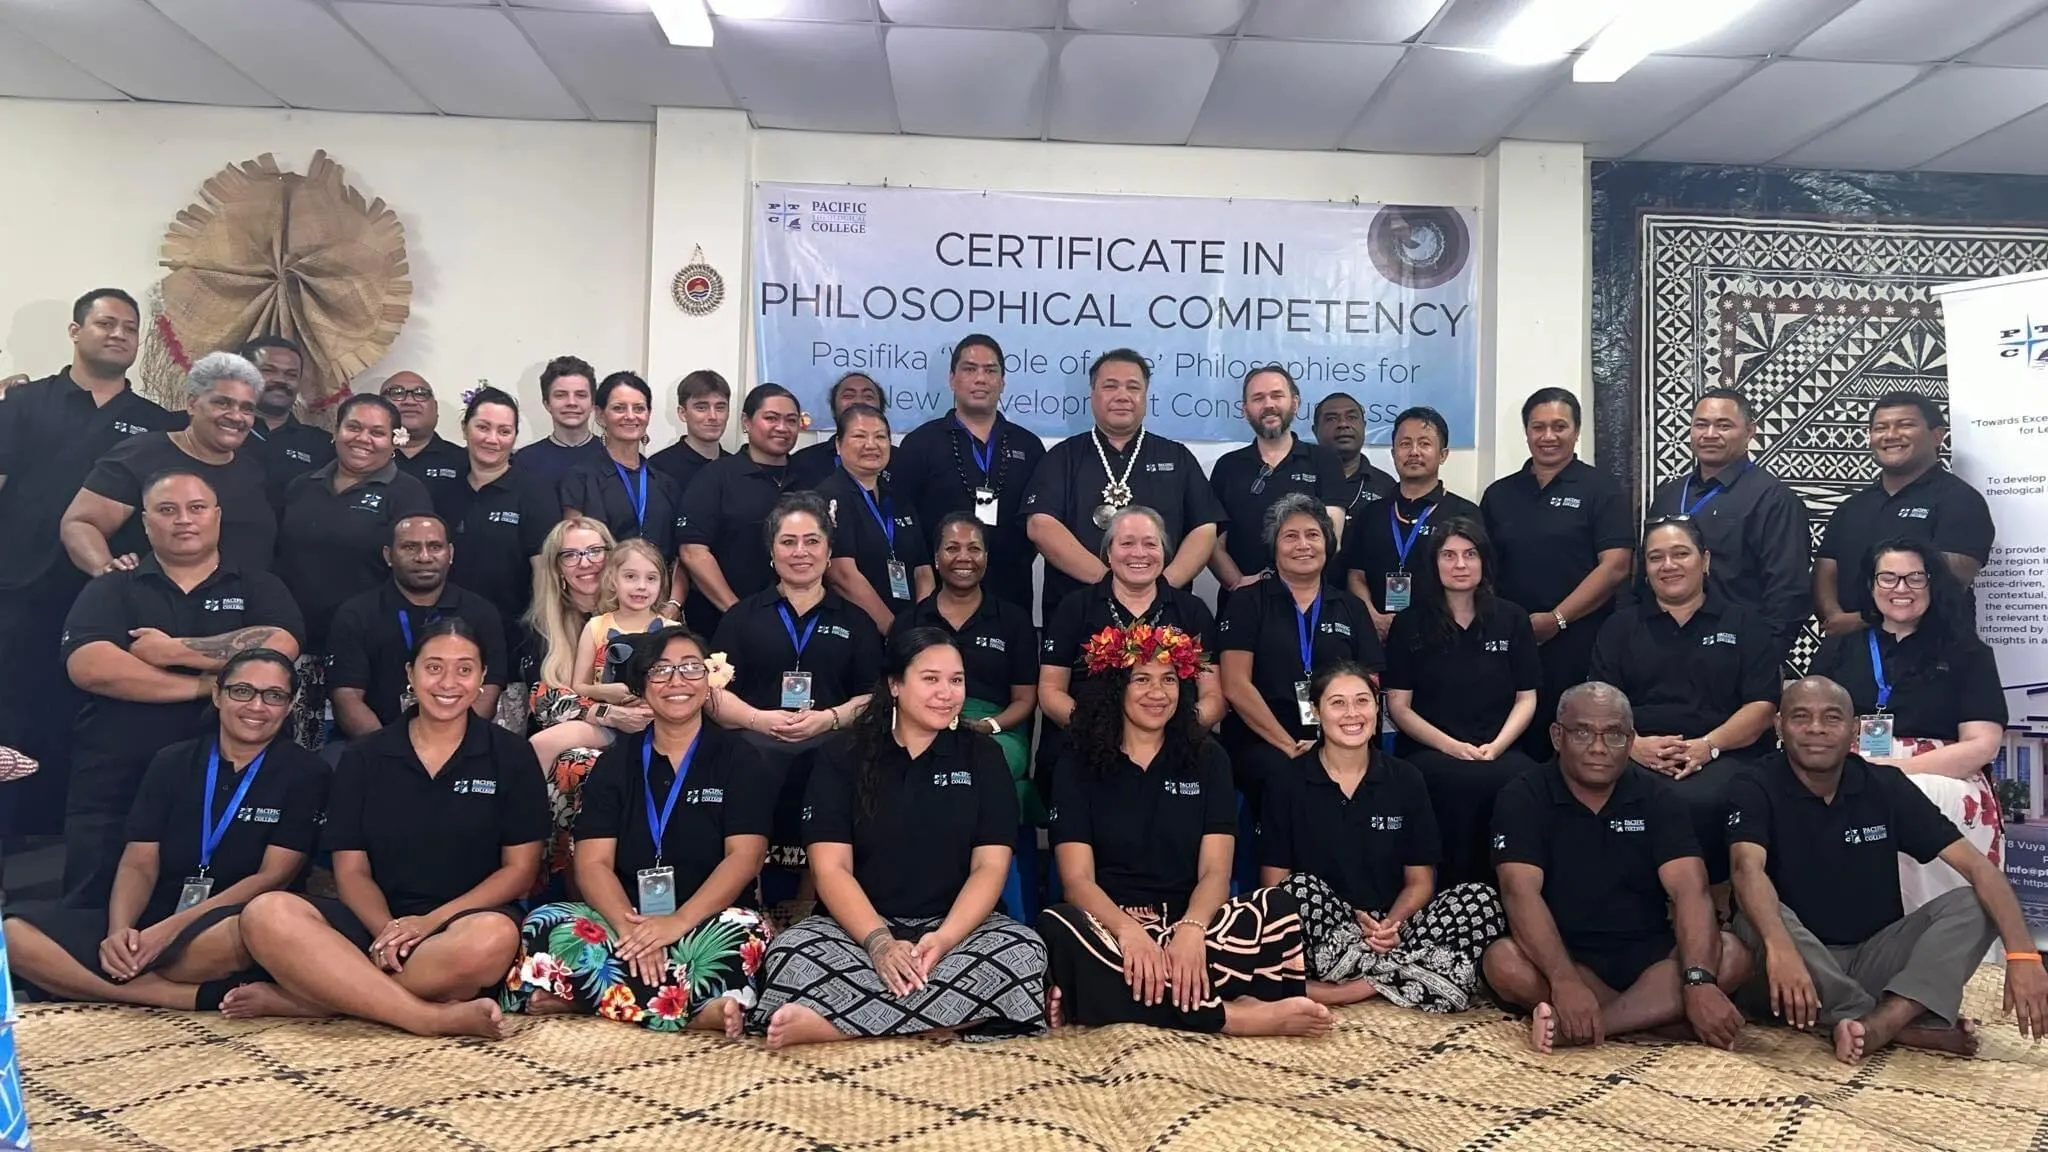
[750,628,1048,1047]
[3,650,325,1010]
[1482,682,1750,1054]
[1726,676,2048,1064]
[229,620,550,1038]
[504,627,773,1035]
[1035,625,1332,1039]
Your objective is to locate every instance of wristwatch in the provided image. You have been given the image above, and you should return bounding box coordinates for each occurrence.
[1552,611,1568,632]
[1707,742,1722,761]
[1681,966,1717,987]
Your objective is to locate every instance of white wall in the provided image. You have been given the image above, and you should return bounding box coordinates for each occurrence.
[0,100,653,438]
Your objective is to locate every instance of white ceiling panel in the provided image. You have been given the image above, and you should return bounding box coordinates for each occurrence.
[1420,0,1551,50]
[1344,46,1565,154]
[509,0,651,12]
[1922,104,2048,174]
[1065,0,1247,36]
[1050,34,1220,143]
[1778,66,2048,168]
[707,0,877,20]
[335,2,586,117]
[1189,40,1403,149]
[0,23,127,100]
[149,0,434,114]
[1677,0,1855,56]
[1240,0,1449,43]
[885,26,1047,137]
[713,19,898,132]
[1794,0,2048,63]
[516,9,734,120]
[1963,7,2048,65]
[879,0,1060,29]
[1510,54,1755,157]
[1633,59,1922,163]
[0,0,278,105]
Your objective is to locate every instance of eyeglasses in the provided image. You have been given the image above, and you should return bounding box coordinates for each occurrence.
[558,545,610,566]
[381,386,434,402]
[222,683,292,707]
[1875,571,1930,589]
[1561,727,1630,750]
[647,660,710,683]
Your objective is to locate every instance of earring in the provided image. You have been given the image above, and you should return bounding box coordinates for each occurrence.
[948,713,959,731]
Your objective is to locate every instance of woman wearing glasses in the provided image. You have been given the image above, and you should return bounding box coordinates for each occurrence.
[1589,517,1781,884]
[504,627,775,1033]
[1809,538,2008,910]
[4,650,326,1008]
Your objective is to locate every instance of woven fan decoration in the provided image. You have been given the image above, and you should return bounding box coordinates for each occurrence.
[138,151,411,423]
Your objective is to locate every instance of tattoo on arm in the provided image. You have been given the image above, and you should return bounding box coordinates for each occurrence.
[180,626,283,662]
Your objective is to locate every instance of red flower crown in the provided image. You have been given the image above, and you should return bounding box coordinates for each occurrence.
[1082,623,1204,679]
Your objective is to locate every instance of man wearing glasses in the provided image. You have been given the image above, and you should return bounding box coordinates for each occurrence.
[381,372,468,517]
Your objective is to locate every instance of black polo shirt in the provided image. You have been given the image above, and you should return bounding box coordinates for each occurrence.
[444,466,555,665]
[1336,483,1482,612]
[1809,629,2007,741]
[1207,435,1351,579]
[60,555,304,811]
[1043,578,1218,675]
[324,582,509,726]
[560,454,684,562]
[574,724,775,909]
[677,452,794,626]
[0,370,171,589]
[1382,596,1541,749]
[1331,458,1399,515]
[804,729,1016,920]
[1587,593,1782,742]
[1021,428,1226,619]
[125,735,329,924]
[816,469,930,622]
[1491,761,1700,951]
[394,433,470,520]
[648,440,729,492]
[82,432,277,574]
[1818,467,1995,615]
[276,461,437,653]
[511,436,607,515]
[1260,751,1438,913]
[709,588,883,713]
[787,439,841,491]
[323,714,551,918]
[1219,579,1384,742]
[244,416,335,507]
[1048,738,1236,914]
[1481,458,1635,617]
[1643,461,1812,658]
[892,412,1048,611]
[890,593,1037,705]
[1727,753,1961,946]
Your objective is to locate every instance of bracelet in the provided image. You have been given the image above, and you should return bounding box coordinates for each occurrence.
[2008,951,2043,964]
[861,927,891,955]
[830,706,843,730]
[986,718,1002,736]
[1171,917,1206,935]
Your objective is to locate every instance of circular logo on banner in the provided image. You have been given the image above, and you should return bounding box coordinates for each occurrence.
[672,263,726,316]
[1367,206,1470,290]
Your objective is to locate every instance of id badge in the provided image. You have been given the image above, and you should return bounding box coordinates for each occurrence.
[781,670,814,710]
[175,876,214,912]
[1384,573,1413,612]
[973,487,999,526]
[887,559,911,601]
[1858,714,1895,758]
[1296,680,1318,727]
[636,866,677,916]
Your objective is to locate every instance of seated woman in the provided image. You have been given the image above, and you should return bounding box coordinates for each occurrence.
[3,650,325,1010]
[1260,660,1505,1013]
[750,627,1048,1047]
[1588,516,1780,884]
[529,539,680,769]
[230,620,551,1038]
[1218,493,1385,819]
[1809,538,2007,911]
[1035,624,1331,1037]
[504,626,773,1034]
[1383,517,1544,888]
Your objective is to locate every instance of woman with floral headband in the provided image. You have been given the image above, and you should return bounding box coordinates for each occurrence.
[1035,624,1332,1037]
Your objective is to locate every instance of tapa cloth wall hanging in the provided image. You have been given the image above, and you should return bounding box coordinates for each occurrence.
[138,150,411,424]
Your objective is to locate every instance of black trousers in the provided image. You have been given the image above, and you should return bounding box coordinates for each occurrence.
[0,566,89,838]
[1517,614,1601,763]
[1405,746,1542,888]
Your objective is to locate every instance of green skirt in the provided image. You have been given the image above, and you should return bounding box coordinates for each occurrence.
[963,697,1045,826]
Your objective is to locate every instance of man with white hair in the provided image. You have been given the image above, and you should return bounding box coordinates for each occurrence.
[59,351,278,576]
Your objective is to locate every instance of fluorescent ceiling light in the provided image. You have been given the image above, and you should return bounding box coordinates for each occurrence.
[1574,0,1767,82]
[1491,0,1631,65]
[649,0,713,47]
[707,0,787,14]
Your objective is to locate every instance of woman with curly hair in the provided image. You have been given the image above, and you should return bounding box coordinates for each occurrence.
[1035,624,1331,1037]
[503,626,774,1034]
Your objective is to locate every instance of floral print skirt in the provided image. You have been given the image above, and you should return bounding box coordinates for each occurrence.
[501,901,772,1031]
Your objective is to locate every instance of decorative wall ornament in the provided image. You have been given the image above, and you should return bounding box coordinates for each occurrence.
[671,245,726,316]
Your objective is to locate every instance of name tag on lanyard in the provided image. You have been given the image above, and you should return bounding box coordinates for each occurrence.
[973,487,999,526]
[1859,631,1895,757]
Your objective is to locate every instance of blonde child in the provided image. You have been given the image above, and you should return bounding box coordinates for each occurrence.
[529,539,679,767]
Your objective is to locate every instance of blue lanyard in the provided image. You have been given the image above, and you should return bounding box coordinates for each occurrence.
[641,730,700,865]
[852,475,897,556]
[778,603,818,662]
[614,460,648,528]
[955,415,996,478]
[1678,461,1748,516]
[1294,591,1323,677]
[200,744,267,874]
[1389,502,1436,569]
[1867,630,1892,711]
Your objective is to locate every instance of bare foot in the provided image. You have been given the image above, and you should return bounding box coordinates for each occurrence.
[1896,1018,1980,1058]
[435,998,508,1040]
[1530,1002,1557,1055]
[1307,979,1379,1007]
[219,982,328,1021]
[1222,996,1333,1038]
[523,991,575,1017]
[765,1003,847,1050]
[688,996,745,1038]
[1047,985,1063,1028]
[1834,1018,1866,1065]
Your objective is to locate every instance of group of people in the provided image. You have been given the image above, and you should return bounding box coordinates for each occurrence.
[1,285,2043,1066]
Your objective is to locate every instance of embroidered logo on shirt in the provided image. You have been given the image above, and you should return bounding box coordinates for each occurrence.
[1022,493,1039,507]
[1549,496,1582,509]
[1006,448,1028,461]
[114,420,148,435]
[688,788,724,804]
[354,492,385,512]
[451,779,497,795]
[285,448,313,464]
[974,636,1007,653]
[1609,818,1646,833]
[1357,490,1385,503]
[821,625,851,640]
[1483,639,1510,652]
[1701,632,1738,646]
[240,807,282,824]
[425,467,458,480]
[1844,824,1889,845]
[1326,622,1353,637]
[1043,637,1058,654]
[1369,815,1404,831]
[1727,809,1743,827]
[1164,780,1201,796]
[203,597,246,612]
[801,805,815,822]
[1897,507,1930,520]
[1286,471,1315,484]
[1144,461,1174,472]
[931,771,974,787]
[487,511,521,525]
[1492,833,1507,849]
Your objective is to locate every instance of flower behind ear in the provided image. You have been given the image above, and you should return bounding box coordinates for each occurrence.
[706,652,735,691]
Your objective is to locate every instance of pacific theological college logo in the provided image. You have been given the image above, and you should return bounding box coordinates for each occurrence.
[766,199,869,236]
[1996,317,2048,368]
